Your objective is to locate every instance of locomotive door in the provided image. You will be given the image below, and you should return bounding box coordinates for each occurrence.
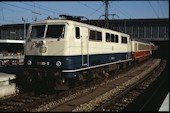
[80,27,89,66]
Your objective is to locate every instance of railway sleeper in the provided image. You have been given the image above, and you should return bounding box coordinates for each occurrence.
[13,99,33,103]
[109,105,124,111]
[5,102,24,106]
[119,99,133,104]
[114,103,128,107]
[123,98,134,102]
[0,106,13,111]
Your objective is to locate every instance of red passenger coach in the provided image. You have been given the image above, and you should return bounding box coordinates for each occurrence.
[131,38,152,62]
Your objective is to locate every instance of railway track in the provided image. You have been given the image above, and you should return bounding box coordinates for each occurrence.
[0,59,163,112]
[0,65,129,112]
[0,57,137,112]
[46,59,163,112]
[94,59,166,112]
[0,81,98,112]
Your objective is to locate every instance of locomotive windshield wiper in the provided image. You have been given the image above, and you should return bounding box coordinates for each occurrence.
[58,28,65,41]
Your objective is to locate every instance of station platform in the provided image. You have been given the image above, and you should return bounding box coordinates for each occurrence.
[159,92,169,111]
[0,72,16,98]
[0,72,15,85]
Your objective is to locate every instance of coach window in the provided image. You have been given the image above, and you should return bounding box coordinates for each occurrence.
[75,27,80,39]
[115,35,119,43]
[146,45,149,50]
[121,36,127,44]
[106,33,110,42]
[139,44,144,50]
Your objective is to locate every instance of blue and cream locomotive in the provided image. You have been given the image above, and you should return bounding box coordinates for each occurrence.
[17,19,135,92]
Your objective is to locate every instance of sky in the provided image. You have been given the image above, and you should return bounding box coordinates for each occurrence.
[0,1,169,25]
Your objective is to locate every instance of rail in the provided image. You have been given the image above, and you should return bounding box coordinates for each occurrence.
[93,59,166,112]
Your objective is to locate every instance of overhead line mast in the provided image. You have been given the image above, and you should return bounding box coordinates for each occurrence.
[105,0,109,28]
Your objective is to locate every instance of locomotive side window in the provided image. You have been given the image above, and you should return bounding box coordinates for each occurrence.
[106,33,120,43]
[31,25,46,38]
[89,30,96,40]
[75,27,80,39]
[121,36,127,43]
[46,25,65,39]
[111,34,115,42]
[106,33,110,42]
[97,31,102,41]
[115,35,119,43]
[89,30,102,41]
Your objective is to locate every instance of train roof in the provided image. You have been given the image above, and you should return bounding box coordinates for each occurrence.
[31,19,130,36]
[0,39,25,44]
[131,38,150,44]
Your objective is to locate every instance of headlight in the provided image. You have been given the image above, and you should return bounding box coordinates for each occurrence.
[27,60,32,65]
[40,40,46,45]
[56,61,61,66]
[39,47,47,53]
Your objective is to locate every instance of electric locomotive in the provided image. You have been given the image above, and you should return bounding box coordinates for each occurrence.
[16,19,155,92]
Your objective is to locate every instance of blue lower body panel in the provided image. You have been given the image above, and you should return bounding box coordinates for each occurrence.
[25,52,132,78]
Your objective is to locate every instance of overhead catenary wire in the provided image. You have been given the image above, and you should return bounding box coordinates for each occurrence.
[157,0,165,17]
[33,2,67,15]
[148,0,159,18]
[87,3,104,18]
[0,1,167,24]
[109,2,132,19]
[0,6,32,24]
[78,1,103,15]
[2,5,33,17]
[21,2,61,15]
[1,2,56,19]
[1,2,74,24]
[112,2,133,19]
[0,6,4,20]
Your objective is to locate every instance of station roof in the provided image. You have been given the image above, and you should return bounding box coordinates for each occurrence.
[0,39,25,44]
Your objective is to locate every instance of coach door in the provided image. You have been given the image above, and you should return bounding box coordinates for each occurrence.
[80,27,89,66]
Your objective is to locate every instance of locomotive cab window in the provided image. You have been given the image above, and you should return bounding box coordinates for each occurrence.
[46,25,65,39]
[31,25,46,38]
[121,36,127,44]
[75,27,80,39]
